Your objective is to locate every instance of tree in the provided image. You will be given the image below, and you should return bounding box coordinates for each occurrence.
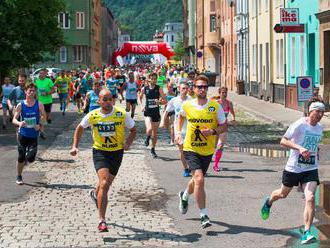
[173,36,185,61]
[0,0,65,78]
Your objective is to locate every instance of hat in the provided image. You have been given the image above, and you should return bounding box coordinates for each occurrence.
[309,102,325,112]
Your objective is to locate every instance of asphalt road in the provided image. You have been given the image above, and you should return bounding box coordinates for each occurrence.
[0,101,79,204]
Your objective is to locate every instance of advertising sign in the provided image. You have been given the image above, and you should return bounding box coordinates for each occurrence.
[280,8,299,26]
[297,76,313,102]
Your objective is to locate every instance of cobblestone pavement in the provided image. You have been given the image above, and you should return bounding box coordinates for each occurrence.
[0,108,189,248]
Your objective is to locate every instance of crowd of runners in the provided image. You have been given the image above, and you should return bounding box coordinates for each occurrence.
[0,63,326,244]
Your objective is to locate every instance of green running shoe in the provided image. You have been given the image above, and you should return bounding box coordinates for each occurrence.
[261,197,271,220]
[301,230,315,244]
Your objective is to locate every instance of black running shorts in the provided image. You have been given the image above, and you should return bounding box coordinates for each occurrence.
[92,149,124,176]
[43,103,52,113]
[282,169,319,188]
[144,109,161,122]
[17,134,38,163]
[183,151,213,175]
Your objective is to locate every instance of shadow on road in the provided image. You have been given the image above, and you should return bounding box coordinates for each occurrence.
[221,167,277,173]
[156,156,181,162]
[187,218,300,238]
[104,222,202,244]
[205,174,244,179]
[36,157,75,163]
[24,182,93,190]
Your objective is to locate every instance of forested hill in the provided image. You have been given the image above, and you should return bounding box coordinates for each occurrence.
[105,0,183,41]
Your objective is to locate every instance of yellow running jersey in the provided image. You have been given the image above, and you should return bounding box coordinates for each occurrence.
[182,100,219,156]
[88,107,126,152]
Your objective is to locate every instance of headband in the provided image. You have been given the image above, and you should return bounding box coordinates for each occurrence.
[309,102,325,112]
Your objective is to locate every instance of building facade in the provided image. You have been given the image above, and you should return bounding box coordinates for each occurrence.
[163,22,183,49]
[220,0,236,90]
[235,0,249,93]
[286,0,320,110]
[195,0,221,82]
[101,3,118,66]
[316,0,330,106]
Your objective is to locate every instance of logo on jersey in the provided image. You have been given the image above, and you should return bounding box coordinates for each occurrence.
[208,106,215,112]
[116,112,123,117]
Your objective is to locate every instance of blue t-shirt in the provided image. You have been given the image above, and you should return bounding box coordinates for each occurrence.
[2,84,15,104]
[106,79,119,96]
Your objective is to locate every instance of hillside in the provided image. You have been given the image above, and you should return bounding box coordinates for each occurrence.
[105,0,183,41]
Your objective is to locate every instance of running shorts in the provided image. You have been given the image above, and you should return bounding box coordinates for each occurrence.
[92,148,124,176]
[183,151,213,175]
[282,169,319,187]
[17,134,38,163]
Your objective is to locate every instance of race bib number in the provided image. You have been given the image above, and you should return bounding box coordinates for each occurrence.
[25,117,37,128]
[148,99,158,108]
[39,89,46,94]
[298,154,316,168]
[129,87,136,93]
[97,122,115,137]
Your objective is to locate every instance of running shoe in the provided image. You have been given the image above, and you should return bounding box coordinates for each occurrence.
[89,190,98,208]
[16,175,23,185]
[301,230,315,244]
[201,215,212,229]
[98,221,108,232]
[178,191,188,214]
[39,132,46,140]
[62,111,65,116]
[47,119,52,124]
[213,165,221,172]
[144,136,150,147]
[183,169,191,177]
[261,197,271,220]
[150,148,157,158]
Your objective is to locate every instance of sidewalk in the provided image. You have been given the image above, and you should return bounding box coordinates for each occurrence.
[208,87,330,130]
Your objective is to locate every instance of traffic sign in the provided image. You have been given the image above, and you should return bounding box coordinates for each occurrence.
[274,24,304,33]
[297,76,313,102]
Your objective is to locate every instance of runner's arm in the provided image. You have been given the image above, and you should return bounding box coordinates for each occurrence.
[83,92,90,110]
[138,87,145,105]
[159,87,167,105]
[70,124,85,156]
[124,113,136,150]
[12,103,24,127]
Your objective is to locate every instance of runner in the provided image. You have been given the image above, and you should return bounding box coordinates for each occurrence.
[105,73,119,103]
[165,82,177,145]
[70,88,136,232]
[212,87,236,172]
[261,100,325,244]
[35,68,55,124]
[74,71,86,114]
[165,80,191,177]
[12,83,46,185]
[7,73,27,112]
[114,68,126,103]
[139,72,166,158]
[1,76,15,129]
[83,81,101,113]
[187,70,196,99]
[124,71,138,118]
[55,71,70,115]
[176,75,226,228]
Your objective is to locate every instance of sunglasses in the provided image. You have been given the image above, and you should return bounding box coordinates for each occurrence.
[194,85,208,90]
[101,97,113,102]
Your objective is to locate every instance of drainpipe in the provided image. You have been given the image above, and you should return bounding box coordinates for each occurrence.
[256,0,259,96]
[284,0,287,107]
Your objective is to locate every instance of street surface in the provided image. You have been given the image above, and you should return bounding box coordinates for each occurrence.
[0,98,330,247]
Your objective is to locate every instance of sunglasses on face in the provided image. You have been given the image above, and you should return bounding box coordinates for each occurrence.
[194,85,208,90]
[101,97,113,102]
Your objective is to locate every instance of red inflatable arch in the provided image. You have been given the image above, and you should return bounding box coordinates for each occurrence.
[112,42,175,65]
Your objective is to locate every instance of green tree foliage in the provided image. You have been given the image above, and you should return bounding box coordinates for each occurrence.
[0,0,65,77]
[173,36,185,61]
[104,0,182,41]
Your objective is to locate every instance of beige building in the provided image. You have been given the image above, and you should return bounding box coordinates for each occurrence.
[249,0,271,100]
[271,0,286,104]
[91,0,102,68]
[196,0,221,79]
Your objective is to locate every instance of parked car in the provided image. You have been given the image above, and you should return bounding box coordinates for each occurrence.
[30,68,62,81]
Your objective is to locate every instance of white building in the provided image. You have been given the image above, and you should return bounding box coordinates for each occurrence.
[163,22,183,49]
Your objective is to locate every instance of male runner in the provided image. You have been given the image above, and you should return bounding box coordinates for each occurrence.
[7,73,26,112]
[12,83,46,185]
[139,72,166,158]
[165,81,191,177]
[70,88,136,232]
[124,71,138,118]
[35,68,55,124]
[176,75,226,228]
[1,77,15,129]
[55,71,70,115]
[261,101,325,244]
[84,81,101,113]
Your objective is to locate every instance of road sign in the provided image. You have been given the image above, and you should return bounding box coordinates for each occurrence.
[280,8,299,26]
[297,76,313,102]
[274,24,304,33]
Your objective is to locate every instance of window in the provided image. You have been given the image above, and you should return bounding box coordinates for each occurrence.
[252,44,256,76]
[291,37,296,76]
[58,12,70,29]
[76,12,85,29]
[210,14,216,32]
[74,45,83,62]
[171,35,174,42]
[276,40,279,78]
[60,46,67,63]
[265,0,269,11]
[300,35,305,75]
[210,0,215,12]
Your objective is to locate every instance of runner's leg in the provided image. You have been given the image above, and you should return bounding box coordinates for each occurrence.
[302,181,317,231]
